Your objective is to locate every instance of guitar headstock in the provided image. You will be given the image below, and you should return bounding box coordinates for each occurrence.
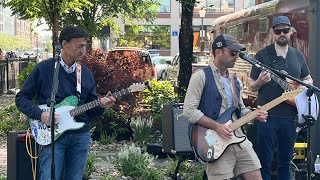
[282,89,304,100]
[128,81,152,93]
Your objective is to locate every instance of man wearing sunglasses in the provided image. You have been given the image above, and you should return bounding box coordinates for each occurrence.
[183,34,268,180]
[249,16,313,180]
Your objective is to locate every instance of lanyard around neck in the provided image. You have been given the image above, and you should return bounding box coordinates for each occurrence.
[76,63,82,99]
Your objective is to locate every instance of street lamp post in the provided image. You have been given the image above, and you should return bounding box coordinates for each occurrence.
[199,8,206,53]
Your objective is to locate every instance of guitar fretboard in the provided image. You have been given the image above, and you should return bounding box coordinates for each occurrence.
[69,88,131,116]
[228,95,286,130]
[270,73,293,91]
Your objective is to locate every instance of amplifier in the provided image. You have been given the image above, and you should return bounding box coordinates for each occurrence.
[162,103,193,154]
[7,130,39,180]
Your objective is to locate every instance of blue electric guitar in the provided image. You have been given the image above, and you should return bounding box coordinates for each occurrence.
[29,82,150,146]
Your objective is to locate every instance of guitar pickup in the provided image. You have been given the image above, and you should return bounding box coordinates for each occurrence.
[204,134,216,147]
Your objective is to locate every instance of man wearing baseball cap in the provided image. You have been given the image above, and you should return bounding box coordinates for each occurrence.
[183,34,268,180]
[250,15,313,180]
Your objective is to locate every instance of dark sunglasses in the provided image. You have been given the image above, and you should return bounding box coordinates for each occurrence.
[223,49,238,56]
[274,28,290,35]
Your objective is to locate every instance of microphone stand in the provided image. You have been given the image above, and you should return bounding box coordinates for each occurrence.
[239,51,320,180]
[48,44,61,180]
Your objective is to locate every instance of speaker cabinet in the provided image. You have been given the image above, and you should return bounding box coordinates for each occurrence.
[7,130,39,180]
[162,103,192,154]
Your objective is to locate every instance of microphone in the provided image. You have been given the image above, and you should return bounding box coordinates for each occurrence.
[239,51,261,68]
[239,51,287,78]
[54,43,62,60]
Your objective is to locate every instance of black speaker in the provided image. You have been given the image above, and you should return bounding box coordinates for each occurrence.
[7,130,39,180]
[162,103,193,154]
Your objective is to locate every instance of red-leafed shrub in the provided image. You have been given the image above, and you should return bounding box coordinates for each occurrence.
[82,51,151,141]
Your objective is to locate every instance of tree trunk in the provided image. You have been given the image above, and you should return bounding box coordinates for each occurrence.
[178,0,195,101]
[87,36,93,53]
[52,0,59,54]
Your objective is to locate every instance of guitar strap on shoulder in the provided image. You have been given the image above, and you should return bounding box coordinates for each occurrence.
[76,63,82,100]
[231,74,239,108]
[231,73,241,119]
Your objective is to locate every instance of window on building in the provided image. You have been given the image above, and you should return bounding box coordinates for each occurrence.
[158,0,170,13]
[225,26,237,39]
[244,0,255,8]
[122,25,171,50]
[195,0,235,13]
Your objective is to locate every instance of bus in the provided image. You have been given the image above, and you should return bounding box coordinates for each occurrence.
[211,0,310,107]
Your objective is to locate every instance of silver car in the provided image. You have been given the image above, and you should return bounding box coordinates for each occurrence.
[152,56,174,80]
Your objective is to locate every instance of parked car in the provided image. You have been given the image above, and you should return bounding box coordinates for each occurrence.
[151,56,174,80]
[147,49,161,58]
[107,47,157,80]
[168,52,212,82]
[21,51,37,58]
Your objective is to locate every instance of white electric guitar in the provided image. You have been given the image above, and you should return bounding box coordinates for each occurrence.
[29,82,151,146]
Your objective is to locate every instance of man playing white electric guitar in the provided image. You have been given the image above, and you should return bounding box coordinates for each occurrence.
[15,26,116,180]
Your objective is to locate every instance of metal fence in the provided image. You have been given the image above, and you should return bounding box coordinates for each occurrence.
[0,57,37,95]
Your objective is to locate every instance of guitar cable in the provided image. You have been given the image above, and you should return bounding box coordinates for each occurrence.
[26,128,38,180]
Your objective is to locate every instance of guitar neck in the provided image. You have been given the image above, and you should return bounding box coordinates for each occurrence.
[228,95,286,130]
[70,88,131,116]
[270,73,293,91]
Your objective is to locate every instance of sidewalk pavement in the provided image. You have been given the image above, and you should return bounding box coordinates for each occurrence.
[0,148,7,176]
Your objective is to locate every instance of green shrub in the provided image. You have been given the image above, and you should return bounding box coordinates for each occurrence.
[130,116,154,145]
[84,152,97,179]
[0,105,28,136]
[91,108,131,141]
[101,175,117,180]
[112,143,165,179]
[140,80,178,131]
[166,158,204,180]
[17,62,37,89]
[99,132,118,145]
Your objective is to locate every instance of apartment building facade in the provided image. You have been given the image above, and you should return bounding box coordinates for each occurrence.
[109,0,260,56]
[0,5,32,39]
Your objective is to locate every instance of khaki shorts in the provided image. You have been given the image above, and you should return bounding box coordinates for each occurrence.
[205,143,261,180]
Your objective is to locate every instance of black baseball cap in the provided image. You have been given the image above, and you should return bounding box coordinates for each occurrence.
[212,34,246,52]
[272,16,291,28]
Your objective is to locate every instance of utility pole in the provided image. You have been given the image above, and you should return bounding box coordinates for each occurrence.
[308,0,320,179]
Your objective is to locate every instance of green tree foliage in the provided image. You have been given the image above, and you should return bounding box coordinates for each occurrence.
[1,0,92,46]
[0,33,32,51]
[61,0,159,43]
[120,25,170,49]
[1,0,159,49]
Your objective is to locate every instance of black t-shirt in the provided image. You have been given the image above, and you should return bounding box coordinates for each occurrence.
[250,44,310,118]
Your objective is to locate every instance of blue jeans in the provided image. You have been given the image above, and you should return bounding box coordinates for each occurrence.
[38,131,91,180]
[256,117,297,180]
